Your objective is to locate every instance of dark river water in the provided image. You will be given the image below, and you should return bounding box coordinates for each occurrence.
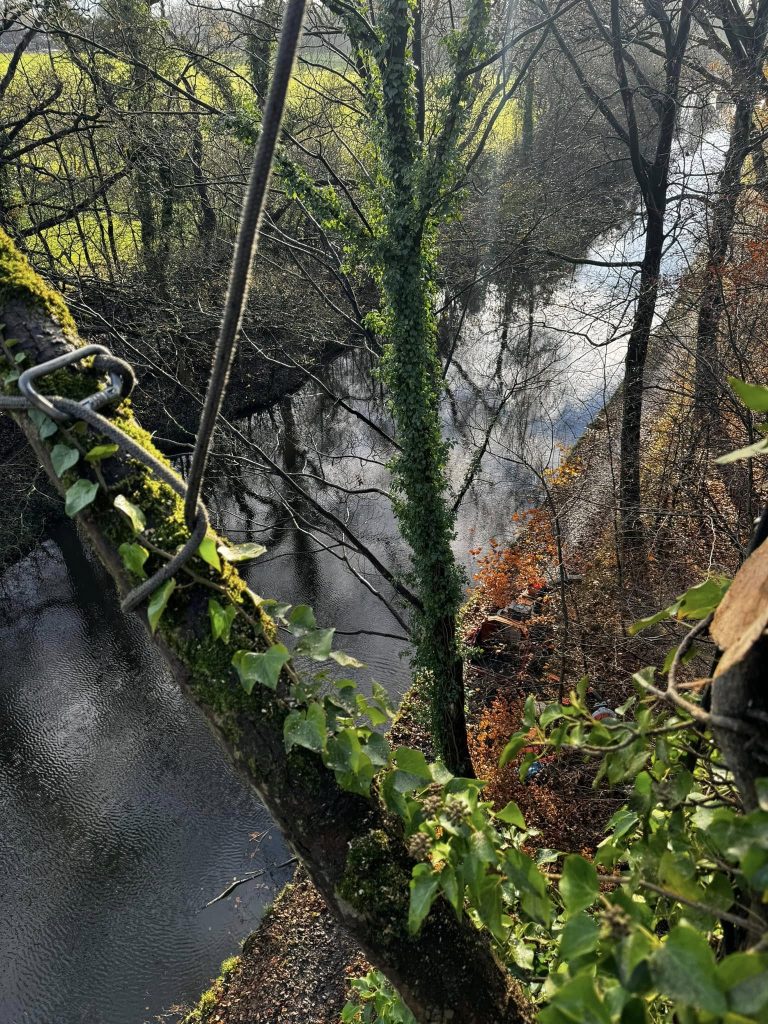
[0,530,293,1024]
[0,111,725,1024]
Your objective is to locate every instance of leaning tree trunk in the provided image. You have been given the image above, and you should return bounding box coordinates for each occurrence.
[0,230,529,1024]
[694,90,755,419]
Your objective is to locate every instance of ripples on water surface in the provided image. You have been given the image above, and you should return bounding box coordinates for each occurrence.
[0,526,291,1024]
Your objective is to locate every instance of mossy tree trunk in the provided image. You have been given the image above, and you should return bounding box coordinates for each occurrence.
[361,0,492,776]
[0,229,531,1024]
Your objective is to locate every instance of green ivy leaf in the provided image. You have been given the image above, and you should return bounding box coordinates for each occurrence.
[627,607,673,635]
[728,376,768,411]
[29,408,57,439]
[494,801,525,828]
[363,731,390,767]
[118,542,149,579]
[540,974,610,1024]
[147,579,175,634]
[650,924,727,1014]
[408,864,441,934]
[65,478,99,517]
[718,952,768,1015]
[50,443,79,478]
[286,604,316,634]
[499,731,530,769]
[114,494,146,533]
[218,541,267,562]
[393,747,432,780]
[559,854,599,914]
[326,728,374,795]
[295,627,335,661]
[560,912,600,960]
[675,577,730,619]
[208,598,237,643]
[85,443,119,462]
[476,873,506,941]
[439,864,462,918]
[631,578,730,634]
[356,693,388,727]
[198,534,221,571]
[232,644,290,693]
[284,702,327,754]
[540,704,566,728]
[371,681,392,712]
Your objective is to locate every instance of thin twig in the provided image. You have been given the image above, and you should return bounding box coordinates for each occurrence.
[202,857,298,908]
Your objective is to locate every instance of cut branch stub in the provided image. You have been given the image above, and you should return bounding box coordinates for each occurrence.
[710,541,768,810]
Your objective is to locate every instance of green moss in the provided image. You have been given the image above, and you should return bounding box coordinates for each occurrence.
[220,955,239,979]
[337,829,409,942]
[38,365,105,401]
[183,952,242,1022]
[0,228,77,337]
[391,680,430,736]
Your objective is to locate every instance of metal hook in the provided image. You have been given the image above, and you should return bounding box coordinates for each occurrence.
[18,344,135,423]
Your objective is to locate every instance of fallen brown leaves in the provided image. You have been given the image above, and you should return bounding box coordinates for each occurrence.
[469,695,621,855]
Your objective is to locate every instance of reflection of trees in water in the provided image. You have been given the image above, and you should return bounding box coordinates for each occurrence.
[195,273,579,644]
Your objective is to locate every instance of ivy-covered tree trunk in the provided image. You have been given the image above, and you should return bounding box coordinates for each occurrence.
[381,227,473,776]
[375,0,475,777]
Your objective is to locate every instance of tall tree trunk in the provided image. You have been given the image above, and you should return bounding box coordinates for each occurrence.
[619,206,664,546]
[694,90,755,417]
[376,0,475,776]
[381,232,474,777]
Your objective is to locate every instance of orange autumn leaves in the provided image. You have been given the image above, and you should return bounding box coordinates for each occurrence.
[469,508,557,610]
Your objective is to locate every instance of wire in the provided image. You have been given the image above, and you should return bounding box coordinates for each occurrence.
[53,396,209,613]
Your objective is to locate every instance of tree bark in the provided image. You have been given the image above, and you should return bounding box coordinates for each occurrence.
[694,91,755,417]
[619,207,665,546]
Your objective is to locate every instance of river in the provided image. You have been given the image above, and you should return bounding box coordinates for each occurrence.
[0,109,727,1023]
